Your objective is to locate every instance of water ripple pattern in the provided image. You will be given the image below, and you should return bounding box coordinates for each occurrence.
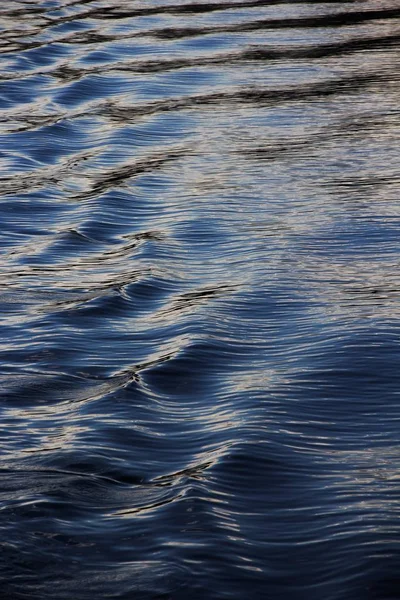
[0,0,399,598]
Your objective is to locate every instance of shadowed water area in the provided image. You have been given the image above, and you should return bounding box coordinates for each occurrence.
[0,0,399,598]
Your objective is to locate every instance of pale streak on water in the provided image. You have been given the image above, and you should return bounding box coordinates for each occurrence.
[0,1,399,598]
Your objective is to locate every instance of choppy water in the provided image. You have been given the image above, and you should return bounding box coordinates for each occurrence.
[1,0,400,598]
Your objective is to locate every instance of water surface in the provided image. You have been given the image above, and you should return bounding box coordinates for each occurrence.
[0,1,400,598]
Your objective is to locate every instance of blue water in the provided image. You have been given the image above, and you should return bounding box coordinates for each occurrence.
[0,1,399,598]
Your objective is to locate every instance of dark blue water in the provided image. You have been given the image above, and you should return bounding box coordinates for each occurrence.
[1,1,399,598]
